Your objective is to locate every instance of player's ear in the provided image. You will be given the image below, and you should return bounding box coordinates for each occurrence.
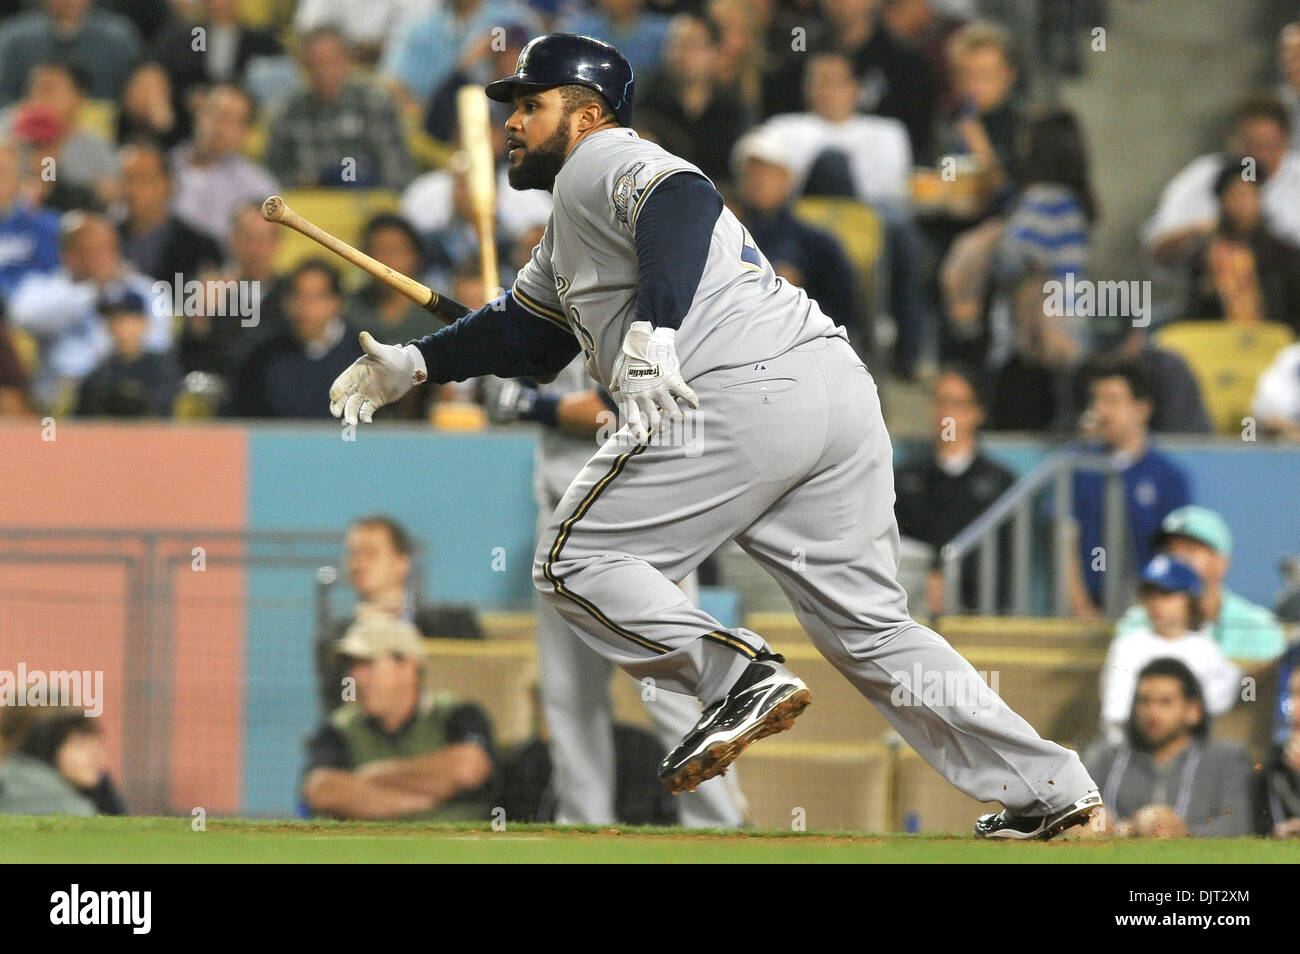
[577,100,605,133]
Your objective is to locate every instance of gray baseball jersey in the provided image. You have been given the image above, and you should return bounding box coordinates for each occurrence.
[510,127,846,388]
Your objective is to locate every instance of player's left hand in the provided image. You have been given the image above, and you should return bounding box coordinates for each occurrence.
[609,321,698,443]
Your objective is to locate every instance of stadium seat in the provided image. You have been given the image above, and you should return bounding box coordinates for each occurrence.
[1154,320,1295,434]
[894,748,993,833]
[404,111,456,172]
[479,612,538,641]
[243,118,268,163]
[793,196,884,334]
[431,401,488,430]
[741,742,891,831]
[7,327,39,375]
[793,197,884,281]
[272,188,402,280]
[755,636,1107,749]
[237,0,287,30]
[77,99,117,142]
[423,639,538,743]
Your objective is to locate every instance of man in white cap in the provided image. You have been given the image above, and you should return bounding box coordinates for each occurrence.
[301,614,495,820]
[731,128,858,334]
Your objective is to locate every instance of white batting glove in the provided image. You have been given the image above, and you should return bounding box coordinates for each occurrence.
[328,331,427,426]
[609,321,699,443]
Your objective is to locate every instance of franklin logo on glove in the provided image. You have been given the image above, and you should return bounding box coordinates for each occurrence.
[609,320,698,443]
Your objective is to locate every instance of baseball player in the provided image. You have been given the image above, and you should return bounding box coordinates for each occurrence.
[490,358,746,827]
[329,33,1102,838]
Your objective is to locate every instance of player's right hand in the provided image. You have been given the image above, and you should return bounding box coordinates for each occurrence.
[609,320,699,443]
[329,331,426,425]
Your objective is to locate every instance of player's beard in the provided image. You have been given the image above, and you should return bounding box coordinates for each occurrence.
[507,121,572,192]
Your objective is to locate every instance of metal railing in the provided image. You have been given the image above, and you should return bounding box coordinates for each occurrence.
[938,451,1132,619]
[0,526,344,814]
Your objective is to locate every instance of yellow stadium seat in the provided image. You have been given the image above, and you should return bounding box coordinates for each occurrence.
[405,113,456,173]
[793,197,884,333]
[1154,320,1296,434]
[243,119,268,163]
[7,328,39,375]
[236,0,282,29]
[793,196,884,284]
[414,614,1280,830]
[77,99,118,142]
[271,188,402,282]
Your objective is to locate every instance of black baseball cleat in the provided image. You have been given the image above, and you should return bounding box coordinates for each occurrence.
[658,652,811,794]
[973,789,1104,840]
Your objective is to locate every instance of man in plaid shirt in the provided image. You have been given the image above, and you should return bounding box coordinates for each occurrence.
[265,26,414,190]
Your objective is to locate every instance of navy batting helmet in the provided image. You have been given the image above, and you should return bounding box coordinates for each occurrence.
[485,33,635,127]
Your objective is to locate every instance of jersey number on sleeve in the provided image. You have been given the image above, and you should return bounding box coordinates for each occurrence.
[740,227,762,270]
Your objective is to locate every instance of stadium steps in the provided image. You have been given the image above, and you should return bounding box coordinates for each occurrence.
[1057,0,1278,280]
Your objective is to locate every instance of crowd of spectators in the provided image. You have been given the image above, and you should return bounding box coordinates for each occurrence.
[0,0,1291,434]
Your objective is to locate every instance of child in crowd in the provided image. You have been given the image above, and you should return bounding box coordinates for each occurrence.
[1100,554,1242,743]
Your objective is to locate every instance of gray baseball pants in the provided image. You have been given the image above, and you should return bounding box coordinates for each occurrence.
[535,567,747,827]
[534,335,1095,815]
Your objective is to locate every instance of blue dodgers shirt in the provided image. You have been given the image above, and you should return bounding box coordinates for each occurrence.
[0,203,60,299]
[1072,443,1192,606]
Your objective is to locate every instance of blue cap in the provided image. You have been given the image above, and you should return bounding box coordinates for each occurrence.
[96,287,149,317]
[1138,554,1203,598]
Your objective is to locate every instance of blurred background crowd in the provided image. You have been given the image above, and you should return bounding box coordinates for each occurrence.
[0,0,1297,434]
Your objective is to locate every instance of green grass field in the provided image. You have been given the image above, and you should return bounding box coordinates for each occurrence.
[2,816,1296,863]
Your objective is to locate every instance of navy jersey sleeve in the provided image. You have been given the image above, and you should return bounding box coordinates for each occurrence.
[409,290,580,383]
[632,172,723,331]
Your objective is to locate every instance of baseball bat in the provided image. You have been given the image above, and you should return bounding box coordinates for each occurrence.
[260,195,469,324]
[456,85,499,295]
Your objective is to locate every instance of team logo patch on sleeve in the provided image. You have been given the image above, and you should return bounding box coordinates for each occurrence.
[612,162,646,226]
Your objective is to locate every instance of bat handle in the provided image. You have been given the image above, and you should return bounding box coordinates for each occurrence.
[423,291,471,323]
